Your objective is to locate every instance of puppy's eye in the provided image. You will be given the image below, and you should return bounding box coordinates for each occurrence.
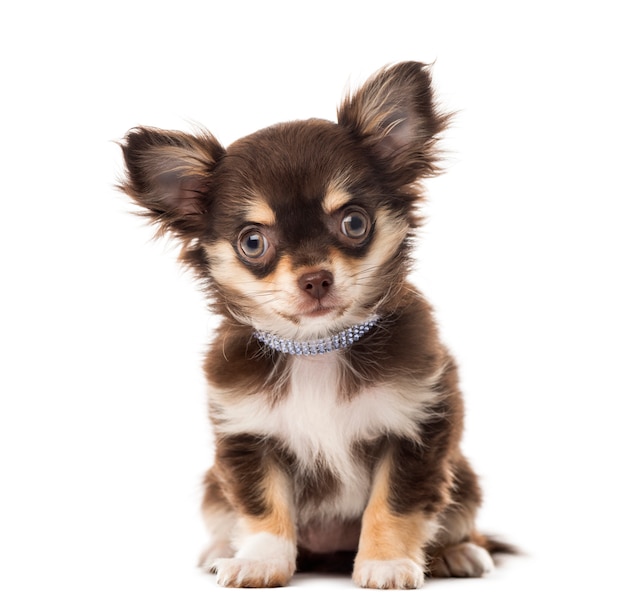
[238,227,270,260]
[340,209,371,240]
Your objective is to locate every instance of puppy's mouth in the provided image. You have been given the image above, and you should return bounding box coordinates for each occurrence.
[277,301,346,325]
[302,304,338,318]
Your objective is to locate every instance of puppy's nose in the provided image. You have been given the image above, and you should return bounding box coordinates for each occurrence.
[298,270,334,300]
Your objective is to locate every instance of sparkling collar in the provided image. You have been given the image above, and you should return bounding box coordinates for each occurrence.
[253,316,380,356]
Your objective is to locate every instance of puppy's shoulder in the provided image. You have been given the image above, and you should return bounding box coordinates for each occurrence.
[204,322,289,398]
[346,286,448,385]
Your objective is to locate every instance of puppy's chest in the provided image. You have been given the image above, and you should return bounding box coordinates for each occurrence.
[212,354,430,476]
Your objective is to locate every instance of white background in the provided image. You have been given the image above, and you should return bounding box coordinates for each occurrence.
[2,1,625,608]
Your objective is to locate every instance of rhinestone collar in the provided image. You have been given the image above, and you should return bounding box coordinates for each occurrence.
[253,316,380,356]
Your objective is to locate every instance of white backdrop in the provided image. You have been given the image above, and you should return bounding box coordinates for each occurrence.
[2,1,624,608]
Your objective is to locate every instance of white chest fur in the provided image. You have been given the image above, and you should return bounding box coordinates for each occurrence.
[211,353,439,520]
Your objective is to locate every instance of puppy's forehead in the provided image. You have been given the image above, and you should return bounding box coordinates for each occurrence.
[242,180,351,227]
[220,119,367,218]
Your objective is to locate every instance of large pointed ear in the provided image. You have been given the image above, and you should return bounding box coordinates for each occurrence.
[337,62,449,185]
[119,127,225,240]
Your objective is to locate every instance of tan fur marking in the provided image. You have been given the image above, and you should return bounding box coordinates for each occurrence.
[321,181,352,215]
[368,209,410,265]
[242,463,296,543]
[207,241,291,295]
[244,196,276,226]
[205,241,260,299]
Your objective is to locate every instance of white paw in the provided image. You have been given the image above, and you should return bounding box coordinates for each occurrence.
[353,558,425,589]
[430,542,494,578]
[212,557,295,588]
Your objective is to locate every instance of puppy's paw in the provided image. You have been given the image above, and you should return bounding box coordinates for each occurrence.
[198,541,235,573]
[212,557,295,588]
[429,542,494,578]
[353,558,425,589]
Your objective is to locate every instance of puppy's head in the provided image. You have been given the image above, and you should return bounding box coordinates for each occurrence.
[120,62,448,339]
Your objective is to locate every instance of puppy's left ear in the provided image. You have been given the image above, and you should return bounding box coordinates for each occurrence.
[338,62,449,185]
[119,127,225,241]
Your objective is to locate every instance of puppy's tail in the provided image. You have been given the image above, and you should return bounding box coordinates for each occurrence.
[473,532,520,558]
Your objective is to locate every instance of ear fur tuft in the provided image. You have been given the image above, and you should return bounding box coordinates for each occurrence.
[119,127,225,240]
[337,62,451,185]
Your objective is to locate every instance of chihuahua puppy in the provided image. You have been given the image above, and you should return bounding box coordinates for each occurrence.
[120,62,508,589]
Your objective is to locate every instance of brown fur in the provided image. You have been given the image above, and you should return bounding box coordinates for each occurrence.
[119,62,512,589]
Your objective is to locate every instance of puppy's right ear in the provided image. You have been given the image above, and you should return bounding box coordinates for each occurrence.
[119,127,225,240]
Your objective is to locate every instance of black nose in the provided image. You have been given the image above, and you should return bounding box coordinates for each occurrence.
[298,270,334,300]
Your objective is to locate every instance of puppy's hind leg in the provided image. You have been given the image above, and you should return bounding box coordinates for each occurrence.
[429,541,494,578]
[427,455,498,578]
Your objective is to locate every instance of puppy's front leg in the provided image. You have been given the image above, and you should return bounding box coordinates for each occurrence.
[353,450,441,589]
[212,456,296,588]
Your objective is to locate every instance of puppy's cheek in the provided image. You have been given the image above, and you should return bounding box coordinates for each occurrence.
[342,209,409,305]
[371,209,410,264]
[206,241,280,313]
[206,241,249,286]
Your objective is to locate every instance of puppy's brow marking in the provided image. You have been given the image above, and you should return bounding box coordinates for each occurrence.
[322,182,352,215]
[244,196,276,226]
